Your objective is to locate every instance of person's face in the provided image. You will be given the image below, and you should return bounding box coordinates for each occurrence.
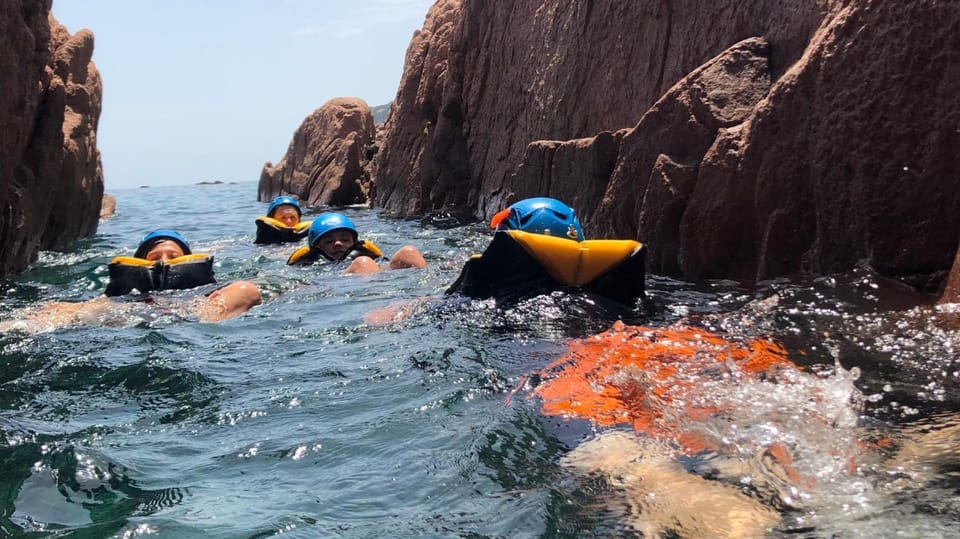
[145,240,185,262]
[318,229,355,260]
[272,205,300,227]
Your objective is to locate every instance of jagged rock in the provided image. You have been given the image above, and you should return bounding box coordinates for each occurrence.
[374,0,824,218]
[504,37,772,274]
[259,97,376,207]
[375,0,960,299]
[372,0,464,215]
[943,254,960,305]
[592,37,772,275]
[679,1,960,283]
[0,3,103,277]
[507,131,626,228]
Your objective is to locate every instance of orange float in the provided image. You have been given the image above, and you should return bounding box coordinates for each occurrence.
[532,320,798,454]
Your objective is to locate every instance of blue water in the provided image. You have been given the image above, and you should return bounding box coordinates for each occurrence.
[1,182,959,538]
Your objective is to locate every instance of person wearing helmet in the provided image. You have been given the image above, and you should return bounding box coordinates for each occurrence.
[365,197,644,324]
[124,231,261,320]
[443,196,645,306]
[1,230,263,334]
[267,196,302,227]
[255,195,312,244]
[370,197,581,322]
[489,197,585,241]
[287,212,427,274]
[133,229,193,260]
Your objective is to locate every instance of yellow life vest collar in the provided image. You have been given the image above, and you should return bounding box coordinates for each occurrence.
[255,216,312,244]
[286,239,384,266]
[446,230,646,306]
[104,254,216,296]
[506,230,643,286]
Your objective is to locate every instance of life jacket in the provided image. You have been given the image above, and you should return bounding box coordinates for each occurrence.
[445,230,646,306]
[254,216,312,244]
[286,240,385,266]
[104,254,217,297]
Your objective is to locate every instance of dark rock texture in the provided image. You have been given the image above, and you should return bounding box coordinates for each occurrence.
[943,251,960,305]
[259,97,376,208]
[374,0,824,217]
[373,0,960,297]
[589,37,773,276]
[371,0,464,216]
[674,2,960,283]
[0,2,103,277]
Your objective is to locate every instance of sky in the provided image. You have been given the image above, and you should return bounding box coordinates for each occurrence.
[52,0,434,189]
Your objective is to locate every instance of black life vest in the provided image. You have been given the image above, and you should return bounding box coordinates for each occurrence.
[445,230,646,306]
[254,216,312,244]
[286,240,385,266]
[104,254,216,297]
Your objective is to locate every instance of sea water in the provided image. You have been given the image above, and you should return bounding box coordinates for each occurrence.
[0,182,958,537]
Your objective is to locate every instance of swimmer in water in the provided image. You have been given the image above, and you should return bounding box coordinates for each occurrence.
[286,212,427,274]
[0,230,262,334]
[254,195,312,244]
[364,196,643,324]
[530,310,960,536]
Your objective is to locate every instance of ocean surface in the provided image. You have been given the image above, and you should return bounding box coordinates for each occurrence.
[1,182,958,538]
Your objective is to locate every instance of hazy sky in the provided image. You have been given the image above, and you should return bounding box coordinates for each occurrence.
[52,0,434,189]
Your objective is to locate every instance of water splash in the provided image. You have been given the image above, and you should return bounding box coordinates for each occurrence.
[529,320,894,534]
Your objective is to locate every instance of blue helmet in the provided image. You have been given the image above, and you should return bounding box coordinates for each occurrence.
[308,212,358,247]
[493,197,584,241]
[267,195,301,218]
[134,229,192,259]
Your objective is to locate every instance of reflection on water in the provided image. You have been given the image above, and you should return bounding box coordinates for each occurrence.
[0,183,958,537]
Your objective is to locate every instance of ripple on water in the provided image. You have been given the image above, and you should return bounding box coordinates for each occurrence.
[1,184,959,536]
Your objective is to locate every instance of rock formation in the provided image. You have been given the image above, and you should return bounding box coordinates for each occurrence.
[259,97,376,208]
[100,193,115,218]
[373,0,960,297]
[371,0,464,216]
[942,252,960,305]
[0,1,103,278]
[520,37,773,276]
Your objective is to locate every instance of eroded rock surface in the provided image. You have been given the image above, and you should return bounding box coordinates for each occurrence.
[259,97,376,208]
[0,2,103,277]
[373,0,960,296]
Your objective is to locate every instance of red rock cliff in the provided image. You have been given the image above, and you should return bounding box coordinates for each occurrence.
[374,0,960,295]
[0,1,103,277]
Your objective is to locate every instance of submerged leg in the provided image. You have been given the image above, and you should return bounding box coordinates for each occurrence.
[363,296,435,325]
[564,431,780,537]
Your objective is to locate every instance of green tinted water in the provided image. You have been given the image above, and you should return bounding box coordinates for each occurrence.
[1,183,958,537]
